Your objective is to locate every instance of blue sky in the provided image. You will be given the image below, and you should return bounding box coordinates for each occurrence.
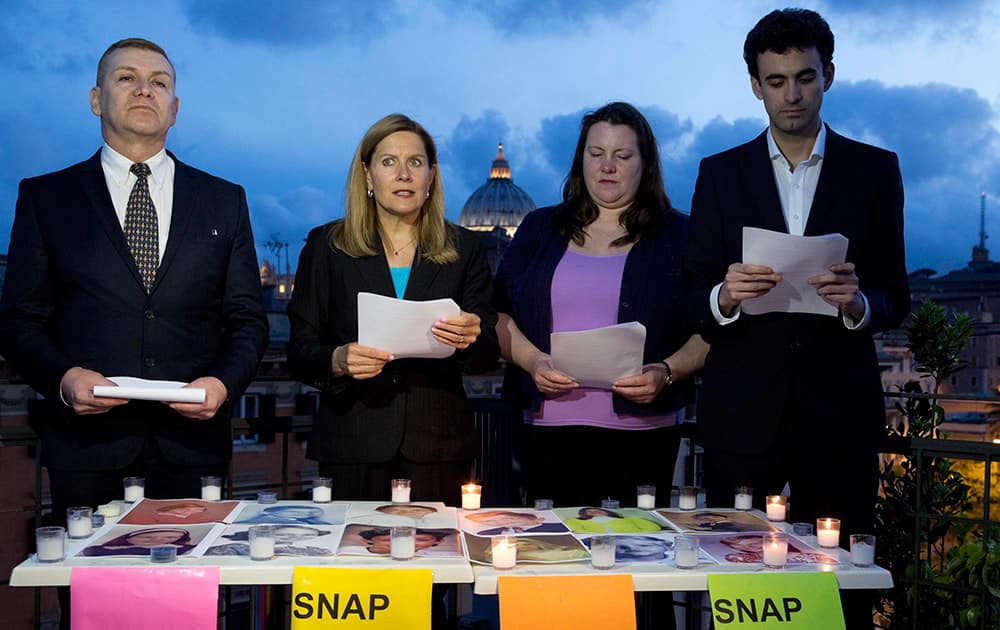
[2,0,998,275]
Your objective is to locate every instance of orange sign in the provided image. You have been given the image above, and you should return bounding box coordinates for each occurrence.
[498,574,636,630]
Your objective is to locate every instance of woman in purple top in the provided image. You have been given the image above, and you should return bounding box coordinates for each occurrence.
[494,102,708,508]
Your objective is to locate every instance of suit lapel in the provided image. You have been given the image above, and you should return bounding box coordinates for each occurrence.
[403,250,442,300]
[742,132,789,233]
[156,154,195,289]
[80,150,148,289]
[352,232,396,297]
[804,125,842,236]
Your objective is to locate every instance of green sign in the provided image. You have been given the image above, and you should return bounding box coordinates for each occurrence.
[707,573,845,628]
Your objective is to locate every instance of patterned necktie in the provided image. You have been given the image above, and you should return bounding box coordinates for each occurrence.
[124,162,159,292]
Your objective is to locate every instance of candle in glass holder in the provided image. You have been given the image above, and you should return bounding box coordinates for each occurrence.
[257,491,278,504]
[391,479,412,503]
[97,503,121,518]
[313,477,333,503]
[66,507,93,539]
[734,486,753,510]
[201,476,222,501]
[491,535,517,570]
[762,532,789,568]
[533,498,554,511]
[391,526,416,560]
[816,518,841,548]
[249,525,275,560]
[123,477,145,503]
[636,485,656,510]
[601,497,620,510]
[461,483,482,510]
[36,526,65,562]
[850,534,876,567]
[589,536,616,570]
[678,487,698,510]
[765,495,787,521]
[674,535,700,569]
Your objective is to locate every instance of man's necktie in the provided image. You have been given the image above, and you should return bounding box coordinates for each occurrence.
[124,162,159,292]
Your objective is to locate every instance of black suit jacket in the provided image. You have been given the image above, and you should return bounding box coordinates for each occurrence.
[685,127,909,453]
[287,221,499,464]
[0,150,269,470]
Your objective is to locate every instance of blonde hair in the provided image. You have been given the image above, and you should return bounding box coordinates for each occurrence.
[332,114,457,264]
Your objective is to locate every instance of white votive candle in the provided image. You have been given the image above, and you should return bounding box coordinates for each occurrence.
[461,483,482,510]
[391,479,411,503]
[201,485,221,501]
[590,536,616,570]
[762,533,788,568]
[734,486,753,510]
[36,527,66,562]
[765,495,787,522]
[816,518,841,548]
[636,484,656,510]
[850,534,876,567]
[249,525,275,560]
[66,507,93,539]
[391,527,416,560]
[313,486,332,503]
[678,487,698,510]
[97,503,121,518]
[491,536,517,570]
[123,477,144,503]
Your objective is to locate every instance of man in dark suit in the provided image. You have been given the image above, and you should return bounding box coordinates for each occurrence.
[685,7,908,572]
[0,38,268,525]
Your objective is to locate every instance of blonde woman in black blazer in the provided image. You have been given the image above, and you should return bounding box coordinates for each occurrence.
[288,114,498,505]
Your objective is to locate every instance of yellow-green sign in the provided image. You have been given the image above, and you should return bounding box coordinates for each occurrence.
[291,567,432,629]
[707,573,845,628]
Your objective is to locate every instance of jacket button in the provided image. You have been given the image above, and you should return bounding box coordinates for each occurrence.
[621,301,630,309]
[144,357,156,368]
[144,309,155,320]
[392,375,401,385]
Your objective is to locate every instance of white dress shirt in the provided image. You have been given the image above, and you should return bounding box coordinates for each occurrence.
[710,123,869,328]
[100,143,174,263]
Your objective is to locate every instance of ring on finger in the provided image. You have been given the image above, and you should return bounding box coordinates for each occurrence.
[460,335,466,343]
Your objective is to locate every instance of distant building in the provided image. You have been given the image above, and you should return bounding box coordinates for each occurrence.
[458,143,536,274]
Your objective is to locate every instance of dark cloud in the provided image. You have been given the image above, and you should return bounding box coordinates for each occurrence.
[825,81,998,183]
[181,1,388,47]
[441,111,512,192]
[440,0,653,34]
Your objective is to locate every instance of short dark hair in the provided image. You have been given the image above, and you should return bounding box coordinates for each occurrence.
[559,101,671,247]
[743,8,834,79]
[96,38,174,86]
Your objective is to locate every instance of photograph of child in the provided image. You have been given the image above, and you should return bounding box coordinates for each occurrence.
[346,503,457,529]
[78,524,219,557]
[465,533,590,565]
[460,509,568,535]
[235,502,346,525]
[655,509,775,533]
[204,524,342,557]
[337,524,463,558]
[698,533,838,565]
[118,498,242,525]
[554,507,669,534]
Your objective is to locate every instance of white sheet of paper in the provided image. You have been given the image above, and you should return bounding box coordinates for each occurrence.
[741,227,849,316]
[93,377,206,403]
[550,321,646,389]
[357,292,460,359]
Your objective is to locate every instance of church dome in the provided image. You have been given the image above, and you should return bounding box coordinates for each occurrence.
[458,143,536,237]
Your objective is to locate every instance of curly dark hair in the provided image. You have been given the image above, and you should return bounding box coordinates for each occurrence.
[743,8,834,79]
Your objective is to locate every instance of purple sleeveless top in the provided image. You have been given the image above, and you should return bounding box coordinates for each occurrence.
[529,249,676,430]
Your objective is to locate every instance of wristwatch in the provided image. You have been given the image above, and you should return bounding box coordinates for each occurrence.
[659,360,674,386]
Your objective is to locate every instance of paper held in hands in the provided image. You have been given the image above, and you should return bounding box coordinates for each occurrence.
[741,227,849,316]
[357,292,460,359]
[93,377,207,403]
[550,321,646,389]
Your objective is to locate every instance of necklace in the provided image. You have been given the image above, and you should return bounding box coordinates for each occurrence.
[384,233,417,256]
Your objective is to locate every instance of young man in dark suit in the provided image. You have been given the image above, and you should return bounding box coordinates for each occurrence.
[685,11,908,625]
[0,37,268,529]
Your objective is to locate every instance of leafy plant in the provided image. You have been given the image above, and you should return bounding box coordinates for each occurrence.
[875,300,976,628]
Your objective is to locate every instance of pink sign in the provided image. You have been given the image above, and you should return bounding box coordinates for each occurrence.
[71,567,219,630]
